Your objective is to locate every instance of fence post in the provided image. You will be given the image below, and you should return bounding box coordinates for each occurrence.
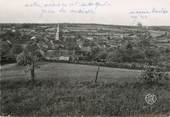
[95,65,100,83]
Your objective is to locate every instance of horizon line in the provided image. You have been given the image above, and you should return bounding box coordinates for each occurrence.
[0,22,170,27]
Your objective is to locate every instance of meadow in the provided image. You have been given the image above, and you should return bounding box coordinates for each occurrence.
[1,62,141,83]
[0,62,170,116]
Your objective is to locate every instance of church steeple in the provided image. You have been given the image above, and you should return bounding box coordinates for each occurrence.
[55,24,60,40]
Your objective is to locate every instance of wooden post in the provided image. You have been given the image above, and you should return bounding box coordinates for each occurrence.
[95,66,100,83]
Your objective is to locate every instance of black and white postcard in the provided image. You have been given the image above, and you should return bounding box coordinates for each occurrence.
[0,0,170,116]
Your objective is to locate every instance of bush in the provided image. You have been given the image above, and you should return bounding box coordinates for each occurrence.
[16,53,32,66]
[140,65,169,84]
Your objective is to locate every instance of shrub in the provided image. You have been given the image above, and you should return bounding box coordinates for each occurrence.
[140,65,169,84]
[16,52,32,66]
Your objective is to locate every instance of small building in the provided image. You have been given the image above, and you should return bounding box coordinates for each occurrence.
[59,56,70,61]
[86,37,93,40]
[44,49,75,62]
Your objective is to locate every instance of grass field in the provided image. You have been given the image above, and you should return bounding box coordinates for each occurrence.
[0,62,170,116]
[1,62,142,83]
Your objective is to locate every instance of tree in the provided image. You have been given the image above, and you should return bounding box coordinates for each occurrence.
[107,41,135,63]
[0,40,13,63]
[136,25,169,84]
[11,44,23,56]
[0,40,11,57]
[141,65,169,84]
[16,40,41,82]
[64,38,79,50]
[90,46,100,60]
[95,50,107,62]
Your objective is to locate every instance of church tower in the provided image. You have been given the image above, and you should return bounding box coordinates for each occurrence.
[55,24,60,40]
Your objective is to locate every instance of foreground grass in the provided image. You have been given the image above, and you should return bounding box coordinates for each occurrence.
[1,78,170,116]
[1,62,170,116]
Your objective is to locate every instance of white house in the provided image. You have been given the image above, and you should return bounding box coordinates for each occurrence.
[59,56,70,61]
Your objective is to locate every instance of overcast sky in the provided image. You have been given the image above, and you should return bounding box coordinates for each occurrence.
[0,0,170,26]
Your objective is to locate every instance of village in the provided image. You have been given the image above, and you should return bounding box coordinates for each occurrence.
[1,23,170,64]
